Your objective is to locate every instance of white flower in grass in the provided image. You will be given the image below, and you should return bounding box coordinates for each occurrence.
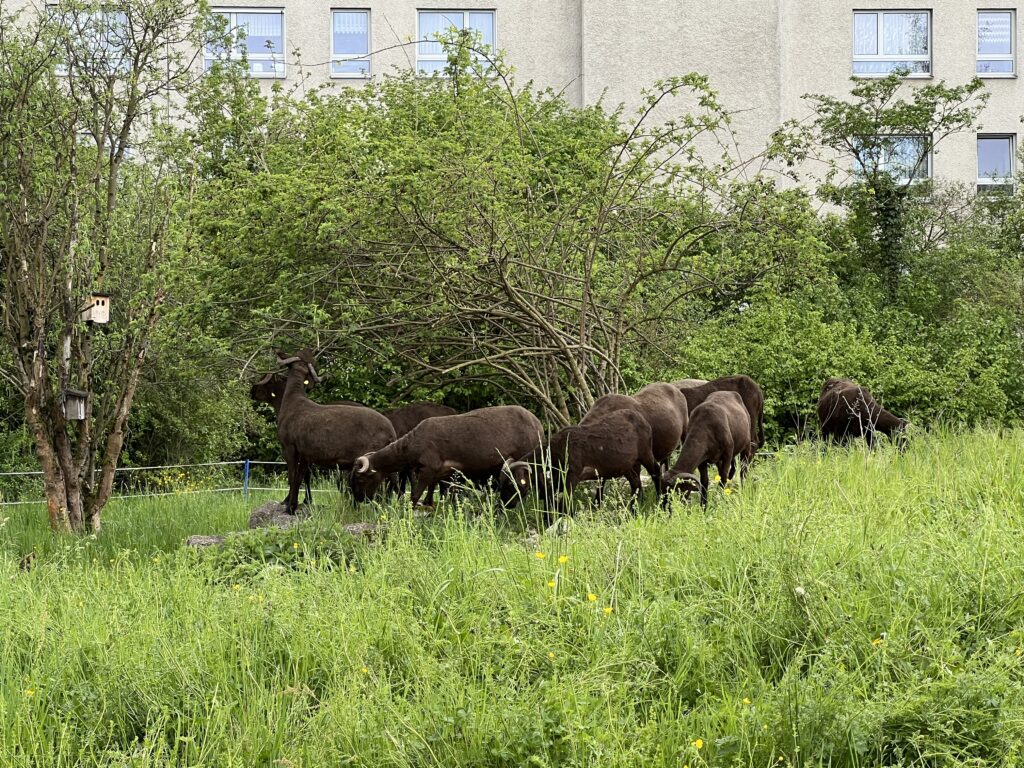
[794,586,806,598]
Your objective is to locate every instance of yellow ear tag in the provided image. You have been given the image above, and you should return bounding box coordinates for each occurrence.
[303,379,309,385]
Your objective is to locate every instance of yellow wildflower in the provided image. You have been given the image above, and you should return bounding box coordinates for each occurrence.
[23,689,34,697]
[361,667,369,674]
[292,542,299,550]
[602,606,613,615]
[743,697,752,705]
[724,488,733,495]
[547,651,555,659]
[587,593,598,602]
[872,637,883,646]
[558,555,569,564]
[535,552,546,560]
[232,584,241,591]
[547,580,556,588]
[692,738,704,750]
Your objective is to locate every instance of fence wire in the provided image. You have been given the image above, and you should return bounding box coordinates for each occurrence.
[0,460,296,506]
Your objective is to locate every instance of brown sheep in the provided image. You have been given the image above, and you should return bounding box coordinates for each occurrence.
[817,378,907,447]
[583,382,689,467]
[274,350,396,513]
[675,375,764,449]
[351,405,542,506]
[500,409,662,511]
[249,372,366,506]
[663,391,754,508]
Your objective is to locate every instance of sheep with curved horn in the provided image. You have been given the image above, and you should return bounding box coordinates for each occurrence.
[274,348,396,513]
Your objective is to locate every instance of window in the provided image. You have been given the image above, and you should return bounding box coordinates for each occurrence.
[977,10,1015,75]
[417,10,494,73]
[855,136,931,183]
[49,7,130,74]
[206,9,285,77]
[331,10,370,77]
[978,134,1015,192]
[853,11,931,76]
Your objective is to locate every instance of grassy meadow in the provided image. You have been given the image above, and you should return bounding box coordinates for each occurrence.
[1,429,1024,766]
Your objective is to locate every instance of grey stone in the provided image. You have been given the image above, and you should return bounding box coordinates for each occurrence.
[247,500,310,530]
[185,504,379,550]
[185,535,227,548]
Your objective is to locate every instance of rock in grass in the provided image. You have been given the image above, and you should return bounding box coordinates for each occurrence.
[247,501,311,530]
[185,502,379,549]
[185,535,227,548]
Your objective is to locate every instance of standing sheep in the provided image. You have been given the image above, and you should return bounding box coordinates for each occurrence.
[274,349,396,513]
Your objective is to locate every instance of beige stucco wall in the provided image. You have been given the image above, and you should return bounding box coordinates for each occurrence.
[10,0,1022,185]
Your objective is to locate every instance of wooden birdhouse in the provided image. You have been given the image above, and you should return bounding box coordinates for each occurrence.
[63,389,88,421]
[81,292,111,324]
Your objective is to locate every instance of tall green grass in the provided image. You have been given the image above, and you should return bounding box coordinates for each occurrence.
[1,429,1022,766]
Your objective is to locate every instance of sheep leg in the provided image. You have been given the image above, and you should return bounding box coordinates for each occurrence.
[303,467,313,506]
[625,467,643,512]
[698,463,710,509]
[284,456,307,514]
[412,469,443,508]
[639,450,665,507]
[719,459,733,488]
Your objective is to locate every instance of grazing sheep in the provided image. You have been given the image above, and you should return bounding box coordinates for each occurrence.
[663,391,754,508]
[351,405,542,506]
[382,403,458,495]
[501,410,661,512]
[583,382,689,467]
[675,375,764,450]
[817,378,908,447]
[274,350,396,513]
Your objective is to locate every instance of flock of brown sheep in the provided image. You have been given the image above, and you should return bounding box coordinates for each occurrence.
[251,349,908,515]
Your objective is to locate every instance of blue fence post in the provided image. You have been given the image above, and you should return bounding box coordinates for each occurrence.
[243,459,251,501]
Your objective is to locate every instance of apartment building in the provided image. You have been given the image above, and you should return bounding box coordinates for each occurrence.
[26,0,1024,187]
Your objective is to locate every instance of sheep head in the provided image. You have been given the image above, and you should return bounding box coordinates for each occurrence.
[276,347,322,384]
[350,453,386,503]
[662,470,701,495]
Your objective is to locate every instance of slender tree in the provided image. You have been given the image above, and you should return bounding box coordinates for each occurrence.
[0,0,226,531]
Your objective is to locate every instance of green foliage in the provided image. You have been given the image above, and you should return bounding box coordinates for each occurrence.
[796,73,988,297]
[198,522,364,584]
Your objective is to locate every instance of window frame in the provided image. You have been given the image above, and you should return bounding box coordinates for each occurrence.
[977,9,1016,77]
[330,8,371,79]
[852,10,932,78]
[415,9,496,74]
[977,133,1016,192]
[206,7,287,79]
